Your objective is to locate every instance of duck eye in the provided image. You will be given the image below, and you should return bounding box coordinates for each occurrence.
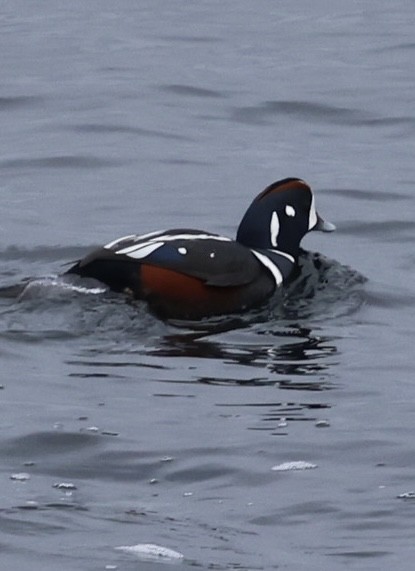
[285,205,296,217]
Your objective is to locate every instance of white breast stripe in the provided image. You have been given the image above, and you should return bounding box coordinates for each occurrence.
[251,250,283,286]
[270,211,280,247]
[268,248,295,263]
[308,193,317,230]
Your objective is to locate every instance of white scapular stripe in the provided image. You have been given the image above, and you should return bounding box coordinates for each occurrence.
[270,211,280,247]
[104,230,163,250]
[308,193,317,230]
[251,250,283,286]
[105,232,232,259]
[119,242,165,259]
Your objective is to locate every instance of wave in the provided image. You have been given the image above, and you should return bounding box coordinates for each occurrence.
[0,250,366,349]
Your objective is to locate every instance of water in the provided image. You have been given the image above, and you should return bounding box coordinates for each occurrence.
[1,1,415,569]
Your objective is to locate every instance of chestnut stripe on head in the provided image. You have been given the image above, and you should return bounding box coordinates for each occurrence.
[258,178,310,201]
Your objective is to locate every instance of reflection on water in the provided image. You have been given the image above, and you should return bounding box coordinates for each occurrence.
[151,327,337,382]
[153,327,336,432]
[217,400,331,435]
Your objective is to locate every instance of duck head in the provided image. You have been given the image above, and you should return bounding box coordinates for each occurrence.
[236,178,335,258]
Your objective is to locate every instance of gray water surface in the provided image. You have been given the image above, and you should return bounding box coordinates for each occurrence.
[1,2,415,570]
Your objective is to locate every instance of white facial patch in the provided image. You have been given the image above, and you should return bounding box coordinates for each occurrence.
[178,247,187,255]
[308,193,317,230]
[285,205,296,217]
[209,252,215,258]
[270,211,280,247]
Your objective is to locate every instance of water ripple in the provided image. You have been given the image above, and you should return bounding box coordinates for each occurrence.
[0,155,123,170]
[0,95,43,110]
[340,220,415,240]
[71,123,193,141]
[232,100,370,126]
[0,245,95,263]
[327,188,410,201]
[160,84,226,98]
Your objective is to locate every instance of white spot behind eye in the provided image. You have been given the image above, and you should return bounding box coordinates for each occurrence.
[209,252,215,258]
[285,205,296,217]
[270,211,280,247]
[178,247,187,255]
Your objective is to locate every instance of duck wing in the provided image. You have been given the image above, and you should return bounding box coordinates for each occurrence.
[68,229,263,288]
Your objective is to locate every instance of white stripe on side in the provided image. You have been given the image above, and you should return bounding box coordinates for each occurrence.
[251,250,283,287]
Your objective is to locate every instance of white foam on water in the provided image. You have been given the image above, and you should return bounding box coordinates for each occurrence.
[10,472,31,481]
[115,543,184,563]
[272,461,317,472]
[19,277,106,299]
[397,491,415,500]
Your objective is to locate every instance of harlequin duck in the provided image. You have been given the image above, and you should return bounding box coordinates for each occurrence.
[67,178,335,319]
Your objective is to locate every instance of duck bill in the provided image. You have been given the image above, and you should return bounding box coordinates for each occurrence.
[313,213,336,232]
